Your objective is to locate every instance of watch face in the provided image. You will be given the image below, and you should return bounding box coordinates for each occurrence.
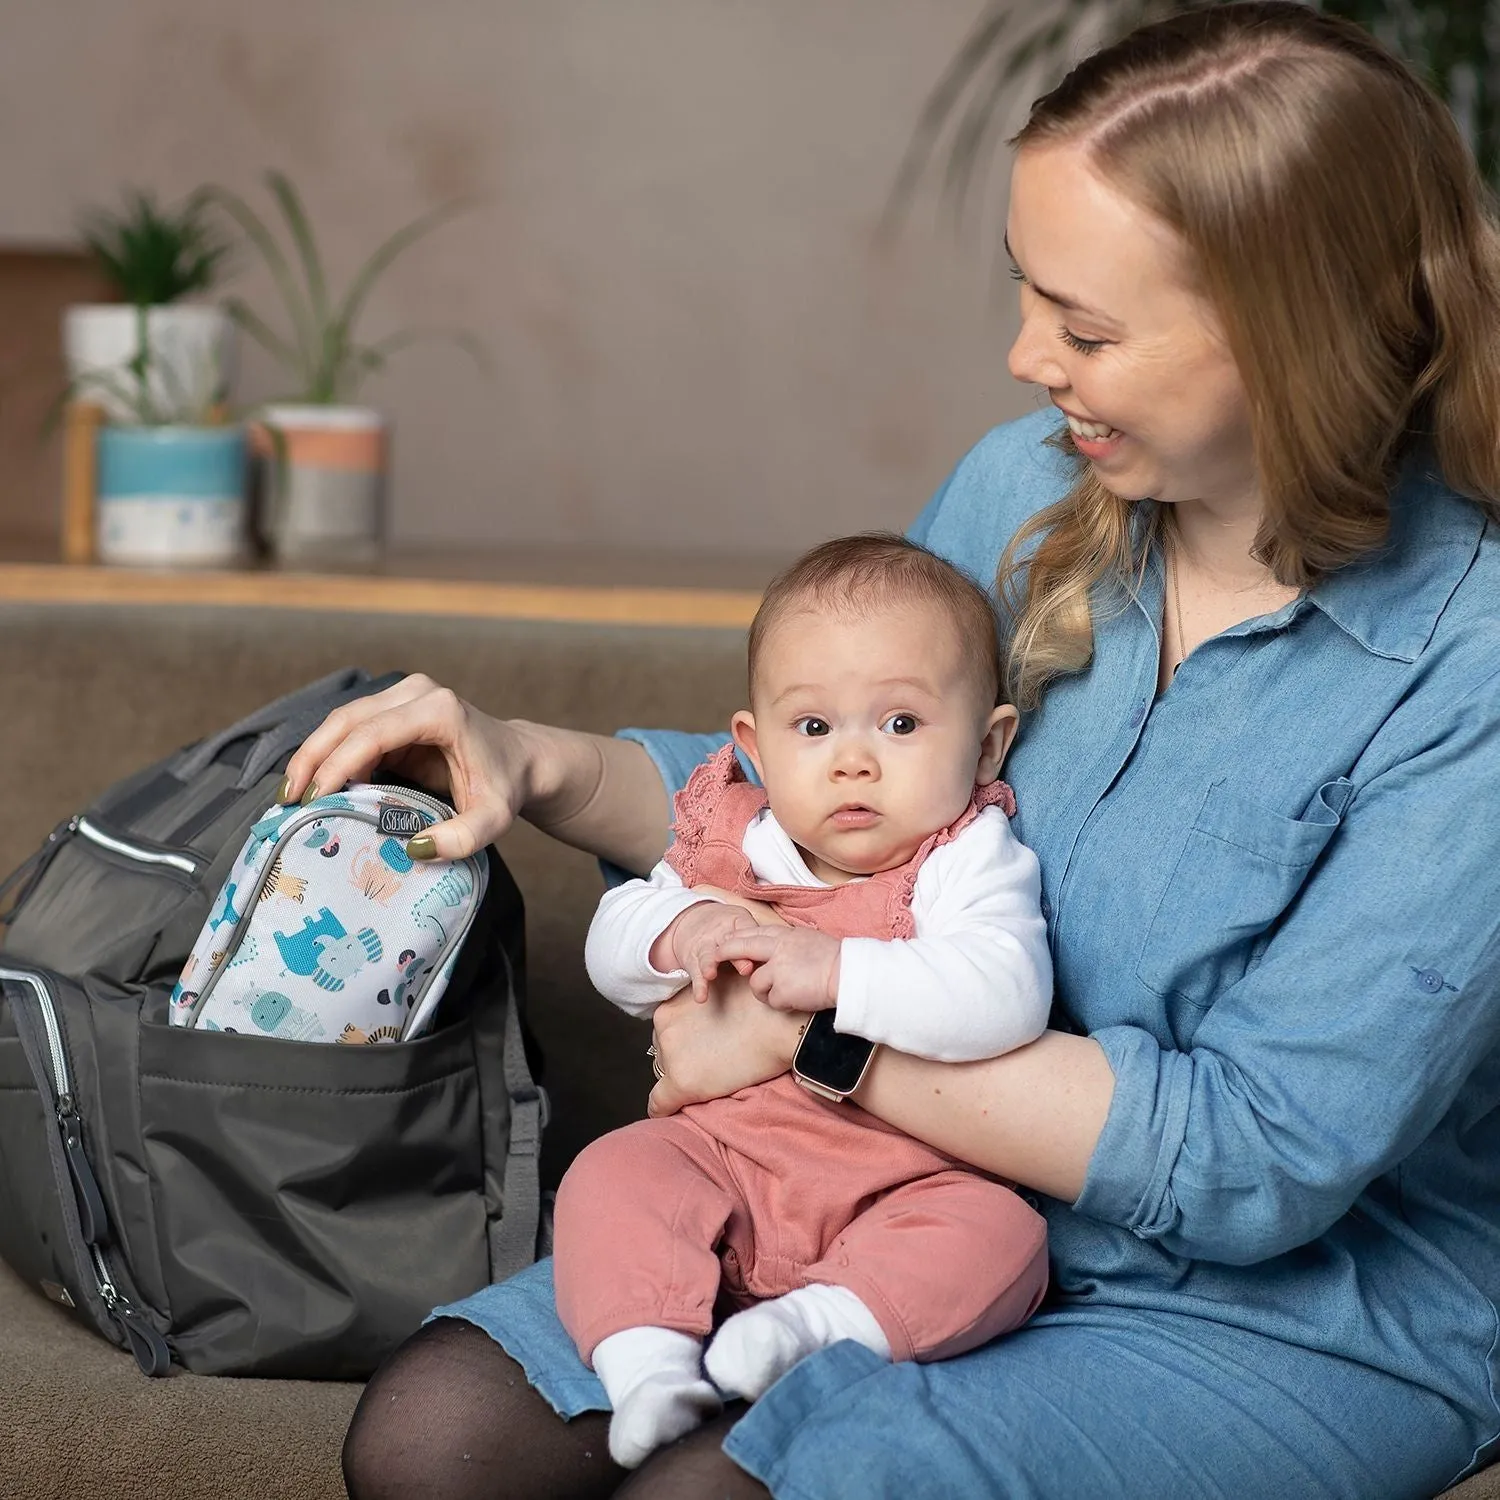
[794,1009,876,1094]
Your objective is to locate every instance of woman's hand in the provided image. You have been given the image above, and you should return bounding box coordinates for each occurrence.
[647,970,806,1118]
[280,675,672,871]
[278,674,550,861]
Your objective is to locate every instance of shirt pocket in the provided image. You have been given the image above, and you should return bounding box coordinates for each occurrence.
[1136,777,1353,1009]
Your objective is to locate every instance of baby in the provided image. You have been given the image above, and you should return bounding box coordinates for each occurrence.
[555,532,1054,1468]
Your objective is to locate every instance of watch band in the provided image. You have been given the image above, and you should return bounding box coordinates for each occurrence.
[793,1072,860,1104]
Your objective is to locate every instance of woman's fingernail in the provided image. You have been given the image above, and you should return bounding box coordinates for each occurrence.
[276,776,294,804]
[299,781,320,806]
[406,834,437,861]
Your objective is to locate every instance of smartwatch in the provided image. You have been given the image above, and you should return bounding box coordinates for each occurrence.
[792,1009,879,1103]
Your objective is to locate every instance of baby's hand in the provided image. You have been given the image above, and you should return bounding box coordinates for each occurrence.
[657,902,762,1003]
[711,927,841,1013]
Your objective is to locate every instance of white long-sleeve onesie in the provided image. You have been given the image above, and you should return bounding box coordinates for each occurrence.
[584,804,1052,1063]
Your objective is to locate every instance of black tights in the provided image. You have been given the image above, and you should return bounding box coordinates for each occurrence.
[342,1318,773,1500]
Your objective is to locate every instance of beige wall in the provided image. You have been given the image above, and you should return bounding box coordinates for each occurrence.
[0,0,1039,561]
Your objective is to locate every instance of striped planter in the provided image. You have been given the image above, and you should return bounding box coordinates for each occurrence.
[95,425,248,567]
[252,405,387,563]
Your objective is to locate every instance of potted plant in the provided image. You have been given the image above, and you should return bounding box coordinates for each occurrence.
[201,171,484,563]
[64,189,235,427]
[75,307,249,568]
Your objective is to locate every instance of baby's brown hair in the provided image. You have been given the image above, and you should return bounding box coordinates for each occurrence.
[748,532,1006,708]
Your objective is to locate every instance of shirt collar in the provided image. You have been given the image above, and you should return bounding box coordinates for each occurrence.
[1305,455,1486,663]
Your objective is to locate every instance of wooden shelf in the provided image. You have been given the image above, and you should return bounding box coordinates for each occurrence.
[0,546,776,629]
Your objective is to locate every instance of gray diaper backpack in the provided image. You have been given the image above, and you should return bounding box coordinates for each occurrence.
[0,669,545,1378]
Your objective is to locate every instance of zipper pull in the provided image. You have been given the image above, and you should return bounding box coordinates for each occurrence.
[0,815,79,924]
[57,1096,110,1248]
[98,1281,172,1376]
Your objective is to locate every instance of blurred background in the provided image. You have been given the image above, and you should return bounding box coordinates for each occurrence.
[1,0,1487,577]
[0,0,1039,572]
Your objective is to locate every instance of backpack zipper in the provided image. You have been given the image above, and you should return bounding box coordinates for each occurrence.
[0,965,171,1374]
[75,816,199,877]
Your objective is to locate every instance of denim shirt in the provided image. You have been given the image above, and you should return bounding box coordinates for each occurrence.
[620,408,1500,1430]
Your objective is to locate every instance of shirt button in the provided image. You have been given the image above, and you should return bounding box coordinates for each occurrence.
[1131,702,1148,727]
[1414,968,1446,994]
[1040,897,1052,920]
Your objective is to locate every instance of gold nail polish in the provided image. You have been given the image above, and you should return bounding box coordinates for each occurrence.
[406,834,437,861]
[276,776,293,804]
[299,781,320,806]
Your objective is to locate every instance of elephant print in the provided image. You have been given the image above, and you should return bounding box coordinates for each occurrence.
[273,906,384,993]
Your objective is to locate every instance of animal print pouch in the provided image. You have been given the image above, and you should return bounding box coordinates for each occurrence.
[169,784,488,1043]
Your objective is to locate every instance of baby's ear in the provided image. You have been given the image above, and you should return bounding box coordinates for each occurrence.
[976,705,1019,784]
[730,711,764,781]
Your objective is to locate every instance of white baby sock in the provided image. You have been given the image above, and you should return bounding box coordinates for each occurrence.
[704,1283,893,1401]
[591,1325,723,1470]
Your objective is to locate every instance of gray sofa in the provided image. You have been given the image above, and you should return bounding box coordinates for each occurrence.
[0,599,1492,1500]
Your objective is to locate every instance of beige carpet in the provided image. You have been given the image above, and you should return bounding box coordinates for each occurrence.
[0,1259,360,1500]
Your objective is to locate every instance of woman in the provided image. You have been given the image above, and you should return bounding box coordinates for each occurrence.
[325,5,1500,1496]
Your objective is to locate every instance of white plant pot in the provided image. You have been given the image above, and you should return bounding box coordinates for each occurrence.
[253,404,387,563]
[63,304,236,424]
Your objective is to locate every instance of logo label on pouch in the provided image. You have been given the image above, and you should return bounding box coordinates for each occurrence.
[378,803,432,839]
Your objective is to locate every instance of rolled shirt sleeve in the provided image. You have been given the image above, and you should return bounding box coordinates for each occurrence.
[1074,670,1500,1264]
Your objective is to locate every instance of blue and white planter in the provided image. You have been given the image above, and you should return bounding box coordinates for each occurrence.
[96,426,249,567]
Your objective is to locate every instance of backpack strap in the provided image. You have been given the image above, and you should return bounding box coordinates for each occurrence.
[488,963,545,1280]
[172,668,381,782]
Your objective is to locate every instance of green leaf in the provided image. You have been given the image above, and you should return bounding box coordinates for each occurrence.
[264,170,330,332]
[76,187,230,304]
[221,295,301,369]
[197,181,319,384]
[360,325,493,375]
[329,198,472,368]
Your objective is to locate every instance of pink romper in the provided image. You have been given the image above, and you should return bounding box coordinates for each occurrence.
[553,744,1049,1366]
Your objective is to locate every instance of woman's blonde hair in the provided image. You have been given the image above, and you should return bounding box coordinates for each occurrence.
[1001,0,1500,707]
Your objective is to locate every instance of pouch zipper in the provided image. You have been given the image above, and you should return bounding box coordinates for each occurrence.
[186,787,481,1035]
[0,965,171,1374]
[75,816,199,877]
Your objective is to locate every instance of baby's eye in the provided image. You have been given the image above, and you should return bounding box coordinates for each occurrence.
[794,717,831,737]
[881,714,919,736]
